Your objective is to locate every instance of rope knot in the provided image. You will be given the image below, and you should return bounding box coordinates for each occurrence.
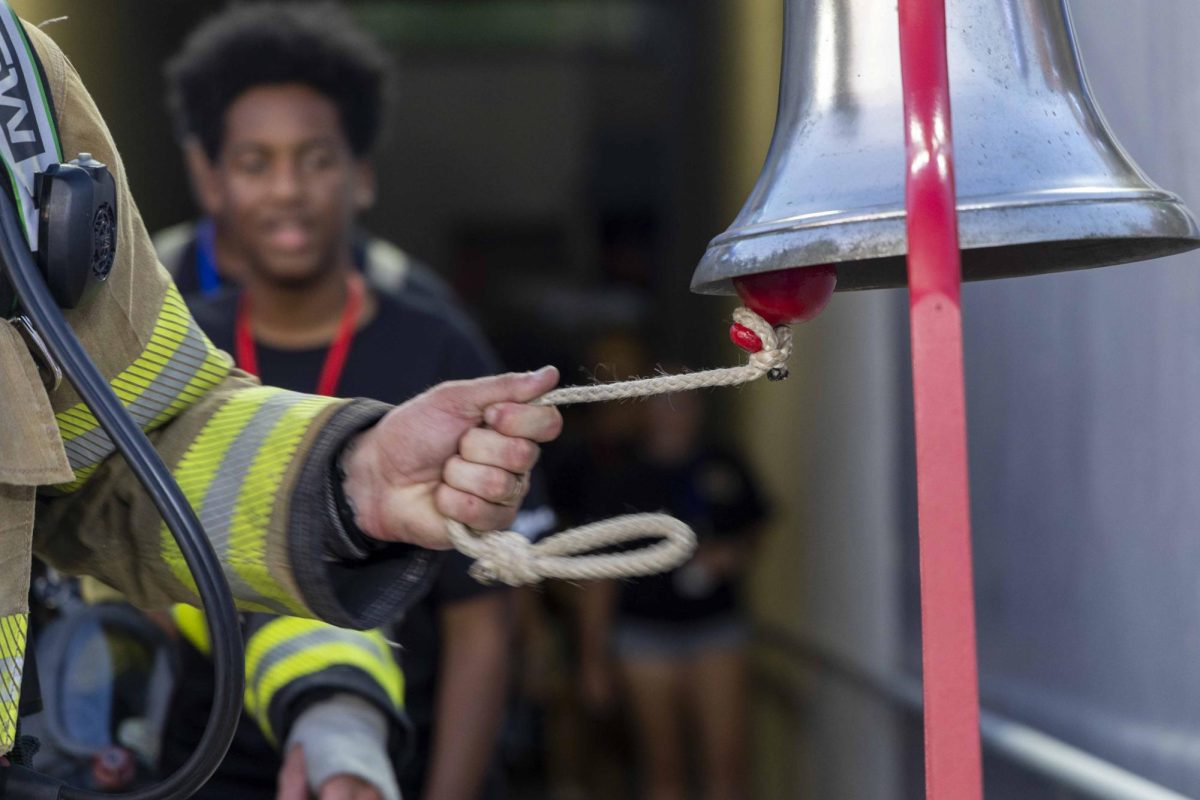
[465,530,542,586]
[732,307,792,378]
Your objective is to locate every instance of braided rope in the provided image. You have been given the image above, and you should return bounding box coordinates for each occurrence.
[448,307,791,586]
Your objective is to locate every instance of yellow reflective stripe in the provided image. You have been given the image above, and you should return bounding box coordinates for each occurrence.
[161,386,278,595]
[249,643,402,744]
[228,395,331,613]
[172,610,404,744]
[243,617,400,744]
[102,301,190,417]
[0,614,26,659]
[0,614,28,753]
[57,286,197,442]
[244,617,321,682]
[57,404,99,439]
[54,462,99,495]
[170,604,211,656]
[245,618,392,682]
[160,388,339,614]
[53,286,232,492]
[253,640,403,709]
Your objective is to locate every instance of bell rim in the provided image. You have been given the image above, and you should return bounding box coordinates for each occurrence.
[706,187,1189,248]
[692,194,1200,294]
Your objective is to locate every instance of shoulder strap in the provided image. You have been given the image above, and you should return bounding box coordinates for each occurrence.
[0,4,61,251]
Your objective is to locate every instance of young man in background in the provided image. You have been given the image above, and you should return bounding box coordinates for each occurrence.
[157,4,554,798]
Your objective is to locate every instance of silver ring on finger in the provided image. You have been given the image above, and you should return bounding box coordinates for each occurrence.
[501,472,529,507]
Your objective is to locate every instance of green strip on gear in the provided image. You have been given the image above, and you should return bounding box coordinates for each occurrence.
[3,160,30,251]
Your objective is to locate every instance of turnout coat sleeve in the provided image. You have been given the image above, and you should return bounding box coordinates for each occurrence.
[172,605,408,751]
[23,23,438,628]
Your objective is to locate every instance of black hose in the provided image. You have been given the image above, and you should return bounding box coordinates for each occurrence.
[0,189,243,799]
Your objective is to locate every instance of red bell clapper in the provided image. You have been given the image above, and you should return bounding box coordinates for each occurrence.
[733,264,837,326]
[729,264,837,373]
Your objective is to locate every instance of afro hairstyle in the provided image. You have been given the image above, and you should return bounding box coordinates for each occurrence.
[165,2,392,159]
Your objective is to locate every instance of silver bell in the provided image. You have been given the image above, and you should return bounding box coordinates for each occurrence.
[691,0,1200,294]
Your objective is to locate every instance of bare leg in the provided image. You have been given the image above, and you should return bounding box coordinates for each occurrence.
[686,646,749,800]
[620,656,687,800]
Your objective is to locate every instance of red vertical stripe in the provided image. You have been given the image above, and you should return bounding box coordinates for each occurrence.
[897,1,984,798]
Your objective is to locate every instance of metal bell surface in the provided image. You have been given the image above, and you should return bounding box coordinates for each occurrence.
[691,0,1200,294]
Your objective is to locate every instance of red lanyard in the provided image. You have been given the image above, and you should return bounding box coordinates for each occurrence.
[235,272,365,397]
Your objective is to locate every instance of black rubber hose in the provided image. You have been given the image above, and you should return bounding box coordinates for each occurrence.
[0,188,243,799]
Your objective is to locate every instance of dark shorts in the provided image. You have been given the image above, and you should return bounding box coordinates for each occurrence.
[612,614,748,662]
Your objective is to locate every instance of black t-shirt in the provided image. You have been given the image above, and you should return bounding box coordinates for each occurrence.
[584,447,767,624]
[191,285,495,401]
[168,285,524,798]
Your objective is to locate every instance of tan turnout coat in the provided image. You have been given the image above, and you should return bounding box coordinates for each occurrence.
[0,21,435,753]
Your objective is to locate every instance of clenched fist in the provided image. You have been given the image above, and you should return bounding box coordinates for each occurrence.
[341,367,562,548]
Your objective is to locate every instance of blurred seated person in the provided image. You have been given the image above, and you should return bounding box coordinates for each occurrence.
[578,391,767,800]
[156,4,554,798]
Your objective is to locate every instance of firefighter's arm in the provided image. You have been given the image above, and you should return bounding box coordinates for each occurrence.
[35,366,558,626]
[173,607,404,800]
[23,22,438,626]
[240,615,406,753]
[24,24,558,626]
[248,618,404,800]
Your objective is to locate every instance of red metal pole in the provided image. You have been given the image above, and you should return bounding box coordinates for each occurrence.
[897,1,984,798]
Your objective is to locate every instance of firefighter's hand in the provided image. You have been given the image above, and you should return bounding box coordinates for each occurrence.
[342,367,562,549]
[277,745,383,800]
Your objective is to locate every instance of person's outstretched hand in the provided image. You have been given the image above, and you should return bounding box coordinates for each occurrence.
[341,366,562,549]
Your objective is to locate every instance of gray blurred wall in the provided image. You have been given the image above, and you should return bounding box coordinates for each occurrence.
[962,1,1200,793]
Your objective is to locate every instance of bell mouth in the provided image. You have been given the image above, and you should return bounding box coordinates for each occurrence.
[692,193,1200,294]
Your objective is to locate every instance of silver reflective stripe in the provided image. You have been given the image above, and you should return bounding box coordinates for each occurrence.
[0,3,60,249]
[198,392,296,613]
[62,315,224,470]
[0,654,22,706]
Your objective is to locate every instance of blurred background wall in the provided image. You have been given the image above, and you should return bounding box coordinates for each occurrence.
[743,1,1200,797]
[958,3,1200,795]
[11,1,1200,797]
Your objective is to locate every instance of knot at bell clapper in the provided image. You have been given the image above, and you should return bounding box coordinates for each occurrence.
[692,0,1200,297]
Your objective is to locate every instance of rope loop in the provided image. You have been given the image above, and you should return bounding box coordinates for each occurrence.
[448,513,698,586]
[447,306,791,585]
